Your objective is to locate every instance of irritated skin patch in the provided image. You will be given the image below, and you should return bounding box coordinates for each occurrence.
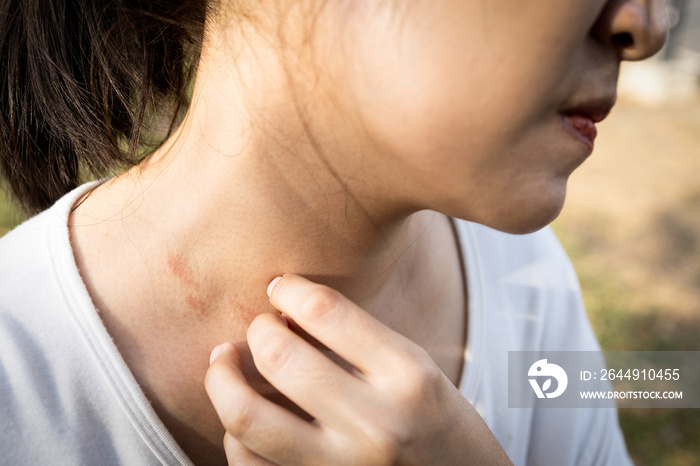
[166,250,264,323]
[227,295,259,322]
[167,251,207,317]
[167,251,201,292]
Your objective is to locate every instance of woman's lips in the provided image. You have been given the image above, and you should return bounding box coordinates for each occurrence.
[559,98,613,152]
[561,113,598,151]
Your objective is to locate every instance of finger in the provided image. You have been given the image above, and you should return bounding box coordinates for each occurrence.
[267,274,417,376]
[205,342,328,466]
[247,313,369,427]
[223,432,277,466]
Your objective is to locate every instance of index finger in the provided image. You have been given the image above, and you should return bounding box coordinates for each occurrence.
[266,274,417,376]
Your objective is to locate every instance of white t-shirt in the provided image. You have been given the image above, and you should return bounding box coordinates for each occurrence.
[0,182,632,465]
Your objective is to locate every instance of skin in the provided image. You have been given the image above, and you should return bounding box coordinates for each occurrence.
[68,0,667,464]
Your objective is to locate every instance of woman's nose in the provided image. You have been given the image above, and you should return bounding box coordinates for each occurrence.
[592,0,669,61]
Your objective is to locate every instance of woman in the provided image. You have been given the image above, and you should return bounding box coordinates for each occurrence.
[0,0,667,464]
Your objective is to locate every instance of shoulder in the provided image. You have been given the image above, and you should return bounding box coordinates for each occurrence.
[0,207,54,268]
[0,181,100,388]
[0,181,101,290]
[0,210,61,322]
[0,201,76,460]
[0,181,105,344]
[0,186,83,362]
[0,182,176,465]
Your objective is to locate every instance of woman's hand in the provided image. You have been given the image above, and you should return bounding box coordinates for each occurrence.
[205,274,512,465]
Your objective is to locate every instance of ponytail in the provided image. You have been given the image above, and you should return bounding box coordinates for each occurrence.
[0,0,210,213]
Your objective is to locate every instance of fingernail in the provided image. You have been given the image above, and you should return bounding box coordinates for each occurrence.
[267,276,282,298]
[209,344,226,365]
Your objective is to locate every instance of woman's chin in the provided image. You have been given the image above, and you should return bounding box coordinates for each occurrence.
[498,211,561,234]
[495,196,566,235]
[434,177,568,234]
[458,190,566,235]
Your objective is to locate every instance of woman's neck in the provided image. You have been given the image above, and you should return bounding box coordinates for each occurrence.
[78,139,429,321]
[83,29,431,323]
[68,21,466,463]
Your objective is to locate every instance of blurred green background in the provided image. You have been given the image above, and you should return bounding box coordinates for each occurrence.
[2,9,700,465]
[0,186,23,237]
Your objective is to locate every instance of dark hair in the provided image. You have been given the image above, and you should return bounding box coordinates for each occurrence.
[0,0,212,214]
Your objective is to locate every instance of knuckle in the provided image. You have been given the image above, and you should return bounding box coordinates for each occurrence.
[220,391,257,438]
[393,350,442,402]
[298,285,344,324]
[345,405,418,465]
[351,423,405,466]
[253,331,293,374]
[368,431,403,465]
[224,433,269,466]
